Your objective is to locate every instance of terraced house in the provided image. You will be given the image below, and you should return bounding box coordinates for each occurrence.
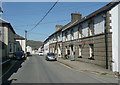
[0,19,16,59]
[0,19,26,61]
[44,2,120,73]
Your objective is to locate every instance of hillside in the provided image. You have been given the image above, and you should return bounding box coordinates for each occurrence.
[27,40,43,50]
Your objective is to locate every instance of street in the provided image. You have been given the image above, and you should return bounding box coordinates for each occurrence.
[2,55,118,84]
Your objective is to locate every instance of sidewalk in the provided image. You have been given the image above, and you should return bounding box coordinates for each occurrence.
[57,58,116,76]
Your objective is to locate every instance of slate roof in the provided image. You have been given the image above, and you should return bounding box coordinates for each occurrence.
[0,19,16,34]
[15,34,25,40]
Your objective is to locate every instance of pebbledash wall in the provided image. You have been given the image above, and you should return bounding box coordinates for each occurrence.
[44,2,120,72]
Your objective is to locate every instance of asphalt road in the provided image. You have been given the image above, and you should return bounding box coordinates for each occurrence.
[2,55,119,84]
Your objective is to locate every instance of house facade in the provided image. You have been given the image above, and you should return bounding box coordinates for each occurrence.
[0,19,16,58]
[43,2,120,73]
[0,19,26,59]
[26,46,33,54]
[15,34,26,52]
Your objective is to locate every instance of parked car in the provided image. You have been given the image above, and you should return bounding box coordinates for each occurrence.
[14,51,25,60]
[26,52,30,56]
[38,52,43,56]
[45,53,57,61]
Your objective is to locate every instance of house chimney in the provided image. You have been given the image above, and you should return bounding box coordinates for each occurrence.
[56,25,63,31]
[71,13,82,22]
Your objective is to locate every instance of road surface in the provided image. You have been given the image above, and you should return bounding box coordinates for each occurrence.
[2,55,118,84]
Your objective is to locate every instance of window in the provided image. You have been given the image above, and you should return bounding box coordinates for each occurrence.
[88,20,94,36]
[78,45,82,58]
[78,25,82,38]
[88,44,94,60]
[9,44,12,52]
[70,29,74,40]
[65,46,67,55]
[65,32,68,41]
[70,45,74,55]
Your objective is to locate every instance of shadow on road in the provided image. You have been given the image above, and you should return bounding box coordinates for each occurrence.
[2,60,25,85]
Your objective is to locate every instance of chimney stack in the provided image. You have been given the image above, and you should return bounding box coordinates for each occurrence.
[56,25,63,31]
[71,13,82,22]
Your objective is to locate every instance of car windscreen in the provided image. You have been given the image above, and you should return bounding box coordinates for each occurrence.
[47,53,55,56]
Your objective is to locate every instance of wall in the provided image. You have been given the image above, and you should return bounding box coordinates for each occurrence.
[16,40,26,52]
[3,26,8,57]
[110,3,119,73]
[118,3,120,74]
[26,46,32,54]
[44,40,49,55]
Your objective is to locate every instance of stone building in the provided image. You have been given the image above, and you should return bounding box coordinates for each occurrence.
[44,2,120,73]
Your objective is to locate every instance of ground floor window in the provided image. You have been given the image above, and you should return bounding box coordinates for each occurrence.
[88,44,94,60]
[9,44,13,52]
[70,45,74,55]
[78,45,82,58]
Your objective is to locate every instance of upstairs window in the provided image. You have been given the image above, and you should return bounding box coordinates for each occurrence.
[70,29,74,40]
[78,25,82,38]
[65,32,68,41]
[88,20,94,36]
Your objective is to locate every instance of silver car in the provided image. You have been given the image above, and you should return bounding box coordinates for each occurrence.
[46,53,57,61]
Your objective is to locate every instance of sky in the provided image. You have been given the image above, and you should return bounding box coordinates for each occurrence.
[2,2,109,42]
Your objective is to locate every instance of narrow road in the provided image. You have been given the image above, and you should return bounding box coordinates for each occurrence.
[2,55,118,84]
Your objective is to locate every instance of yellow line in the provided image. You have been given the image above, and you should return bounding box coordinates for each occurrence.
[0,61,17,79]
[59,62,72,69]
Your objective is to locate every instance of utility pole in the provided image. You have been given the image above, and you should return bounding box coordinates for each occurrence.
[0,1,3,18]
[25,30,27,53]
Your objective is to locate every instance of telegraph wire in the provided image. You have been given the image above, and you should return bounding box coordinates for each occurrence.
[14,28,48,36]
[13,19,69,27]
[28,0,59,32]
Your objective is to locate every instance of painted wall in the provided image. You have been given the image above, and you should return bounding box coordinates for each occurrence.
[26,46,32,54]
[118,3,120,75]
[44,40,49,55]
[109,3,119,73]
[16,40,26,52]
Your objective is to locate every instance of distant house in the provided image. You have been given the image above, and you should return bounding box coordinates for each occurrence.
[15,34,26,52]
[38,46,44,52]
[26,46,32,54]
[0,19,16,58]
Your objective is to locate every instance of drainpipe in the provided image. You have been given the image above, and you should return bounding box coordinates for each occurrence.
[103,14,108,69]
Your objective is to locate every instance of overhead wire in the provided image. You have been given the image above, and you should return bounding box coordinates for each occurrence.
[28,0,59,32]
[13,19,69,27]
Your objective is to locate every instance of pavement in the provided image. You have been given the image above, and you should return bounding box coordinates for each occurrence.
[57,57,117,77]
